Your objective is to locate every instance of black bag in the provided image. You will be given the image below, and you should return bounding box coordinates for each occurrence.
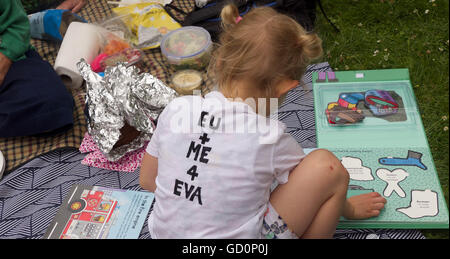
[164,0,320,41]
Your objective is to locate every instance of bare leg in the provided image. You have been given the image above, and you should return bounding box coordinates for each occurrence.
[269,149,386,239]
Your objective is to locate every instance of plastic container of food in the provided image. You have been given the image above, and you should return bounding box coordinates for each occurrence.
[91,48,143,73]
[171,69,203,95]
[161,26,212,71]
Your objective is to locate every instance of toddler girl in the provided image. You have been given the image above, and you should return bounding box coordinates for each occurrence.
[140,4,386,239]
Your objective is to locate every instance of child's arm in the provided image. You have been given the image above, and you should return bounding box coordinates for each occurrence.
[139,100,172,192]
[139,153,158,192]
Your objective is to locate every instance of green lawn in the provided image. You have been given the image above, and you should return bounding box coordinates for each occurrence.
[314,0,449,239]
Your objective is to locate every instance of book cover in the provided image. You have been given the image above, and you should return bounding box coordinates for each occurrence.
[44,184,154,239]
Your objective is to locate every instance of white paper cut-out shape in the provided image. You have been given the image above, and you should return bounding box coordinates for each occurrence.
[341,157,374,181]
[376,168,408,197]
[397,190,439,219]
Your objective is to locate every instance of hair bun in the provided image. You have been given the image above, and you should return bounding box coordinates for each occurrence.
[297,33,323,61]
[221,4,240,28]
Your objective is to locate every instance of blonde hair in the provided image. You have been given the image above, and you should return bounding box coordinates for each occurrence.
[208,4,323,98]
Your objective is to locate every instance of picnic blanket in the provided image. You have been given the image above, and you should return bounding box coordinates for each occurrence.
[0,0,201,174]
[0,63,425,239]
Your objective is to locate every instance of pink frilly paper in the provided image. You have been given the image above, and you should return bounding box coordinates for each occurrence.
[79,132,148,172]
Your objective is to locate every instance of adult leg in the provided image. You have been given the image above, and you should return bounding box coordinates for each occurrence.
[0,49,74,137]
[269,149,386,239]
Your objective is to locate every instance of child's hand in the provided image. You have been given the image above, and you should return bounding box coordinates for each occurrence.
[56,0,86,13]
[0,52,12,87]
[343,192,387,219]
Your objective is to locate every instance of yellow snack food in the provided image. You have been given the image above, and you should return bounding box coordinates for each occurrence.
[112,2,181,50]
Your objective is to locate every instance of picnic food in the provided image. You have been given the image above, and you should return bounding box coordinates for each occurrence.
[171,69,203,95]
[161,26,212,71]
[91,48,143,73]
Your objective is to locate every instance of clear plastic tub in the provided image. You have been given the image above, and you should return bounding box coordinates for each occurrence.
[171,69,203,95]
[160,26,212,71]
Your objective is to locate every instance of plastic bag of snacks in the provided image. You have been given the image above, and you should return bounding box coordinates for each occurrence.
[112,2,181,50]
[90,25,143,73]
[109,0,173,6]
[97,14,137,44]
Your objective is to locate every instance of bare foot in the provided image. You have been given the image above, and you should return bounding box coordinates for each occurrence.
[343,192,387,220]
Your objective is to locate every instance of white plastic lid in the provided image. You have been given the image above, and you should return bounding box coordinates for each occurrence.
[161,26,212,60]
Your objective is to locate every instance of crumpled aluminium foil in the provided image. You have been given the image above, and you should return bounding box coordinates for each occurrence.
[77,59,178,162]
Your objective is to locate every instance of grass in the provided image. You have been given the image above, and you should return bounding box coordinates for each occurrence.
[314,0,449,239]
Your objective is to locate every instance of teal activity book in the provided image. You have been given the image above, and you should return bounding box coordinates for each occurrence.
[312,68,449,229]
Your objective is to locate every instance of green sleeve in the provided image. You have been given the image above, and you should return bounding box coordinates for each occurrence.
[0,0,31,61]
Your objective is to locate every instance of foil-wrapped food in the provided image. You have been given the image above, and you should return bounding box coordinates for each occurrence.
[77,59,178,161]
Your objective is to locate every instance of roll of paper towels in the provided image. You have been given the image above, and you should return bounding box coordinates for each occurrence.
[54,22,102,89]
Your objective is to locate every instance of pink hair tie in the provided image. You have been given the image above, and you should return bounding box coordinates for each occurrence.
[235,16,243,24]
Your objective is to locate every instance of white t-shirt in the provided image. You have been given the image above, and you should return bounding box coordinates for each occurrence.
[146,91,305,239]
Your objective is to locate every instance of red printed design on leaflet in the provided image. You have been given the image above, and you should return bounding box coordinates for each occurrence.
[60,189,118,239]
